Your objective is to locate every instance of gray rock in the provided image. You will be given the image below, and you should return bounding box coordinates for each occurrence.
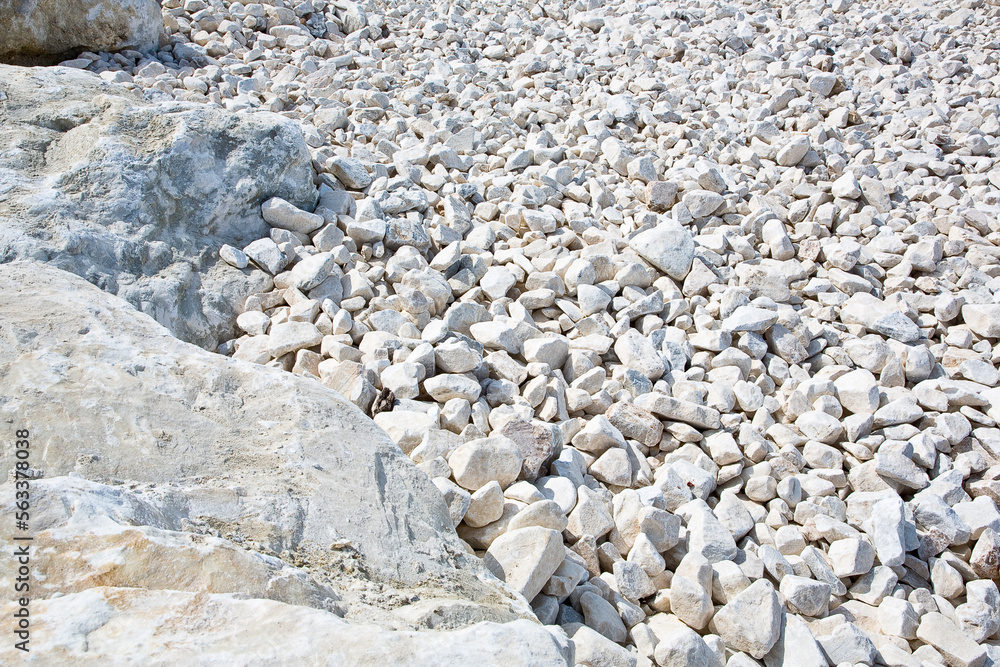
[635,393,722,430]
[581,590,628,642]
[0,588,570,665]
[424,374,482,403]
[566,485,615,541]
[606,402,663,447]
[815,622,877,665]
[834,369,879,414]
[571,415,627,454]
[653,622,722,667]
[763,613,827,667]
[848,566,897,606]
[809,72,838,97]
[800,546,847,596]
[721,306,778,333]
[573,626,637,667]
[831,173,862,199]
[614,330,665,380]
[957,580,1000,643]
[874,451,929,490]
[0,65,313,350]
[828,538,875,577]
[0,0,162,64]
[244,238,289,275]
[219,244,248,269]
[464,482,505,528]
[871,495,907,566]
[779,575,830,617]
[647,181,679,212]
[506,500,567,533]
[962,304,1000,338]
[262,197,325,235]
[500,419,557,482]
[432,477,471,527]
[878,597,919,640]
[914,494,971,546]
[670,573,714,629]
[682,190,725,218]
[684,505,738,563]
[776,137,810,166]
[289,252,338,290]
[327,156,373,190]
[268,321,323,357]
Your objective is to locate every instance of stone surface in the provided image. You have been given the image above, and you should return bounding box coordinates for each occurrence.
[0,588,571,665]
[483,527,565,603]
[9,0,1000,661]
[0,0,162,65]
[710,580,781,659]
[916,613,987,667]
[628,219,695,280]
[449,437,524,491]
[0,65,314,350]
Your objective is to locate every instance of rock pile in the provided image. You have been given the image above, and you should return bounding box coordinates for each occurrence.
[26,0,1000,663]
[0,262,571,665]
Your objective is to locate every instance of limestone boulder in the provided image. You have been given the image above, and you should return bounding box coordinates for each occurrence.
[0,0,162,65]
[0,262,537,631]
[0,65,317,350]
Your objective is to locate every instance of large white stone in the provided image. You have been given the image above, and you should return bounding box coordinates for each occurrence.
[483,527,565,602]
[628,219,695,280]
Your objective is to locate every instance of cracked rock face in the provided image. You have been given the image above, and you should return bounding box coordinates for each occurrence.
[0,65,316,351]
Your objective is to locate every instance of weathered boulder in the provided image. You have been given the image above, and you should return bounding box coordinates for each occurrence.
[0,65,317,350]
[0,262,542,634]
[0,0,162,65]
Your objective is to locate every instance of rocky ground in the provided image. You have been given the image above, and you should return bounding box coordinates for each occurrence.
[3,0,1000,664]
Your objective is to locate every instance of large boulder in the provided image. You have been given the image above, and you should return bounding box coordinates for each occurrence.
[0,0,162,65]
[0,64,318,350]
[0,262,557,642]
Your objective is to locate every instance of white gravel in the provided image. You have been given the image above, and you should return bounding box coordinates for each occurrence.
[74,0,1000,664]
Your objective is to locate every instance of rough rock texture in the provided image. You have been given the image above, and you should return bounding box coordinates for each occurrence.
[0,65,317,350]
[0,477,345,612]
[9,0,1000,660]
[0,0,163,65]
[0,588,572,665]
[0,262,544,637]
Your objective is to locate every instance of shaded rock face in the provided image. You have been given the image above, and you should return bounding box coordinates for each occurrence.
[0,262,544,637]
[0,65,317,350]
[0,0,162,65]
